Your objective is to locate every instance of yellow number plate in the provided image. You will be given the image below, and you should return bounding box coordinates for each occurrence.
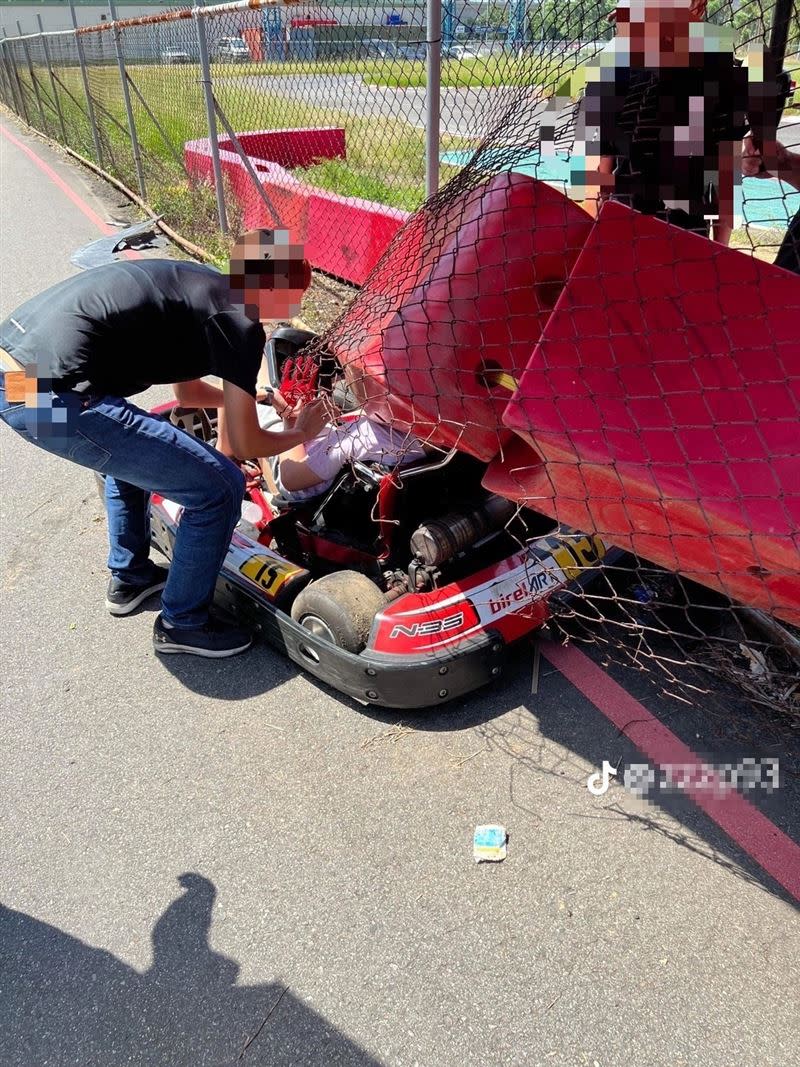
[549,534,607,582]
[238,554,299,598]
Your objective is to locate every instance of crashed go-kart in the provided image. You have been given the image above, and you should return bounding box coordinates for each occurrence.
[144,178,639,709]
[147,320,610,710]
[147,173,800,707]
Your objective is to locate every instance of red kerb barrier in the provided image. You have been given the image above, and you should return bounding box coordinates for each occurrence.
[184,128,408,284]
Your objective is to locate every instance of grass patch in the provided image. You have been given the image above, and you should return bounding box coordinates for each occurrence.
[15,62,461,248]
[7,55,557,250]
[362,57,545,89]
[149,181,237,265]
[729,224,785,264]
[295,157,421,213]
[192,56,562,90]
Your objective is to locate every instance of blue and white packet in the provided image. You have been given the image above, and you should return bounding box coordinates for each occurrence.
[473,824,507,863]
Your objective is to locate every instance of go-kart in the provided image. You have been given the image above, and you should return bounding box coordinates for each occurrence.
[143,172,799,707]
[148,326,612,709]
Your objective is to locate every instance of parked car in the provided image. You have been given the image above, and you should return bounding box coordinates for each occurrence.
[363,39,399,59]
[396,43,427,61]
[213,37,251,62]
[443,44,481,60]
[161,48,192,65]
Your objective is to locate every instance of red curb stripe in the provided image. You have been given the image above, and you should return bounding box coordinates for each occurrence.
[0,121,139,256]
[542,642,800,901]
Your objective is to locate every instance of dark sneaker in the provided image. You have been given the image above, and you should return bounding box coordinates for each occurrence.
[106,564,169,616]
[153,613,253,658]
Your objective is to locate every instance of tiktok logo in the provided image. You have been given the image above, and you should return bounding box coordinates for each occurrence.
[586,760,618,796]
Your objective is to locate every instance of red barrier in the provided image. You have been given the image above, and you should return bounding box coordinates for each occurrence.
[227,128,346,170]
[183,129,408,284]
[330,174,592,461]
[491,201,800,622]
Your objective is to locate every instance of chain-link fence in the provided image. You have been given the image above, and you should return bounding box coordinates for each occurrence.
[1,2,797,268]
[0,0,603,267]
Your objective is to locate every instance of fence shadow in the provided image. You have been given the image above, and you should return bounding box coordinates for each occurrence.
[0,872,380,1067]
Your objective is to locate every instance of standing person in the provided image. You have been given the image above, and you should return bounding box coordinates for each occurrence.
[741,133,800,274]
[0,231,326,657]
[575,0,753,243]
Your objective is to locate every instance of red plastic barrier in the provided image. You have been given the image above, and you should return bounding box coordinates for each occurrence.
[227,128,346,170]
[184,137,308,235]
[304,189,408,282]
[491,201,800,622]
[183,130,408,285]
[331,174,593,460]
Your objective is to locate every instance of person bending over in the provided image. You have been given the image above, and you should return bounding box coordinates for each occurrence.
[0,231,326,658]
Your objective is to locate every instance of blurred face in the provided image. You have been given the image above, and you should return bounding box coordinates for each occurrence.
[614,0,698,67]
[228,229,310,323]
[244,282,305,323]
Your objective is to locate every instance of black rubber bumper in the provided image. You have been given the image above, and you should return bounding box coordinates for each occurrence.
[214,571,507,709]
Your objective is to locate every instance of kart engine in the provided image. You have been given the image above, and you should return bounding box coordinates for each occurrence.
[410,495,517,567]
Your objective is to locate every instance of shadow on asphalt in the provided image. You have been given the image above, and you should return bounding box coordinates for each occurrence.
[0,874,379,1067]
[356,639,800,911]
[152,625,799,910]
[154,640,299,702]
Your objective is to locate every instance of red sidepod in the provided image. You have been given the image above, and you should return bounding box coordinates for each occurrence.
[489,201,800,623]
[367,529,610,656]
[329,174,593,461]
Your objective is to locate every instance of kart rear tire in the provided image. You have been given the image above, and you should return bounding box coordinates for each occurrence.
[290,571,385,654]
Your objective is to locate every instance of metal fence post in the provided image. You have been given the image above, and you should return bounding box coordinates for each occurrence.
[425,0,442,199]
[0,37,16,110]
[213,96,282,225]
[37,14,68,144]
[16,19,48,132]
[107,0,146,199]
[194,9,228,235]
[68,0,104,165]
[4,30,31,124]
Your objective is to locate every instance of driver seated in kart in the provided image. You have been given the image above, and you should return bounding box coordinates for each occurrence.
[255,391,427,502]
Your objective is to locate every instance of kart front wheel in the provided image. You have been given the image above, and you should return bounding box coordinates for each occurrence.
[290,571,385,654]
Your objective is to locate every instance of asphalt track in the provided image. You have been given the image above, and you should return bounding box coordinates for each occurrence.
[1,114,798,1067]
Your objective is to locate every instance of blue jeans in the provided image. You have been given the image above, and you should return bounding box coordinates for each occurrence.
[0,375,245,627]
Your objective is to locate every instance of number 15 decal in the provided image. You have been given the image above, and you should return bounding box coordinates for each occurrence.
[239,554,294,597]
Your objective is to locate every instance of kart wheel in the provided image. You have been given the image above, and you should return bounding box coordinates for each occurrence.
[290,571,385,654]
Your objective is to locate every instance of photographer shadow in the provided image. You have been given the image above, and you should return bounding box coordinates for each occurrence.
[1,872,379,1066]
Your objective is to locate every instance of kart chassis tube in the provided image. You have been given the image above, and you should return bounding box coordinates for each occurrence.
[151,511,506,709]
